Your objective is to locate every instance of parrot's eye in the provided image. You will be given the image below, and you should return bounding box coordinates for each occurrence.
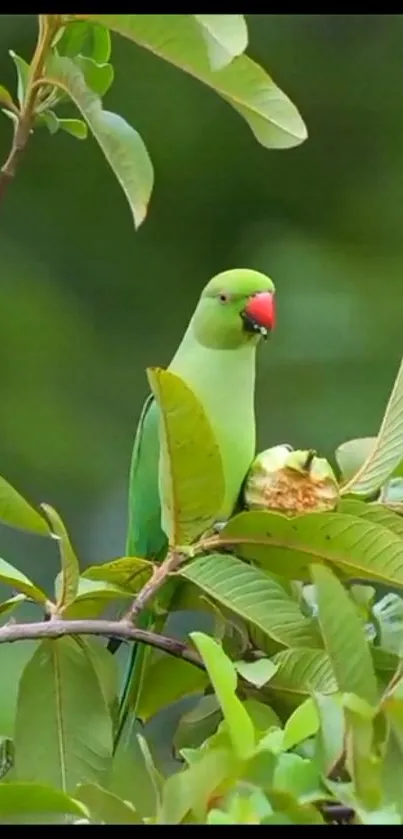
[218,292,229,304]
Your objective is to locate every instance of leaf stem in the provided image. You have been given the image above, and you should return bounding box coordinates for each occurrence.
[0,14,60,205]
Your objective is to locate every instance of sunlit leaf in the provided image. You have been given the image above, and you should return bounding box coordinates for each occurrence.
[0,475,49,536]
[193,15,248,69]
[0,84,15,110]
[262,648,337,706]
[345,706,382,810]
[339,498,403,539]
[41,503,80,612]
[341,358,403,496]
[0,593,26,619]
[0,557,47,604]
[180,553,321,649]
[336,437,377,484]
[282,698,319,751]
[190,632,255,760]
[14,637,113,790]
[74,55,114,97]
[311,564,378,705]
[9,50,29,107]
[147,368,225,546]
[234,658,278,688]
[0,782,89,820]
[313,692,344,776]
[83,556,153,593]
[273,752,323,802]
[159,746,234,824]
[242,699,280,735]
[59,117,88,139]
[75,783,139,824]
[77,14,307,149]
[220,509,403,588]
[62,576,133,619]
[137,653,208,722]
[44,54,154,228]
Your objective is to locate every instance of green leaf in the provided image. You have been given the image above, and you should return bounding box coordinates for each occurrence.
[14,637,113,790]
[313,692,344,775]
[174,695,222,755]
[110,721,160,819]
[147,368,225,546]
[57,20,111,64]
[0,557,47,604]
[263,648,337,705]
[0,593,26,620]
[74,56,114,97]
[345,706,381,809]
[193,15,248,69]
[220,509,403,588]
[181,553,321,649]
[373,592,403,655]
[282,698,319,751]
[136,733,163,815]
[0,475,49,536]
[36,109,60,134]
[75,783,139,824]
[336,437,377,484]
[339,498,403,539]
[242,699,281,735]
[81,639,119,721]
[311,564,378,706]
[41,504,80,612]
[234,658,278,688]
[190,632,255,761]
[0,84,15,110]
[0,782,89,820]
[159,747,234,824]
[273,753,323,802]
[0,641,38,737]
[44,54,153,229]
[9,50,29,107]
[137,653,208,722]
[78,15,307,150]
[59,118,88,139]
[341,357,403,496]
[83,556,153,593]
[61,577,133,619]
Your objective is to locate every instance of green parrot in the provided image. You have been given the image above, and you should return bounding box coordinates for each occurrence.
[114,268,276,741]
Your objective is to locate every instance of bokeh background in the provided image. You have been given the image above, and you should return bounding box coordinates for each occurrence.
[0,13,402,596]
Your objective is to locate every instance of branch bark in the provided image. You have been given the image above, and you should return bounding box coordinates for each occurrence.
[0,618,204,669]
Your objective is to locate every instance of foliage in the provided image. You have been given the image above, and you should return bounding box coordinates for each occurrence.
[1,12,403,827]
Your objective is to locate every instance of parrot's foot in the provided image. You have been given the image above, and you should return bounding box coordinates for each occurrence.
[212,520,228,533]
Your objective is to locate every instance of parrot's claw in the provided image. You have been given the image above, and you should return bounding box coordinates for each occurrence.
[212,520,228,533]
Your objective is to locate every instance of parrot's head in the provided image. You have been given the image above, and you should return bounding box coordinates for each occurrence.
[192,268,276,350]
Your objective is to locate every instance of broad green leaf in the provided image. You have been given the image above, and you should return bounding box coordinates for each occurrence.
[83,555,153,593]
[78,15,307,150]
[9,50,29,107]
[381,730,403,817]
[339,498,403,539]
[136,733,163,816]
[59,117,88,139]
[242,699,280,735]
[264,791,325,824]
[159,747,234,824]
[41,503,80,612]
[345,707,381,809]
[58,20,111,63]
[313,692,344,775]
[137,653,208,722]
[382,674,403,756]
[0,593,26,619]
[44,54,153,228]
[14,637,113,790]
[0,641,38,737]
[62,576,133,619]
[263,648,337,705]
[273,753,323,802]
[336,437,376,483]
[75,783,139,824]
[311,564,378,705]
[0,557,46,604]
[147,368,225,546]
[74,55,114,97]
[234,658,278,688]
[175,695,222,755]
[190,632,255,760]
[110,720,159,819]
[220,509,403,588]
[0,475,49,536]
[0,85,15,110]
[81,639,119,721]
[193,15,248,69]
[373,592,403,655]
[282,698,319,751]
[341,358,403,496]
[0,782,89,820]
[181,554,321,649]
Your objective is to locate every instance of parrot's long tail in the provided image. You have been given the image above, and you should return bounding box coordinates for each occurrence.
[113,608,153,752]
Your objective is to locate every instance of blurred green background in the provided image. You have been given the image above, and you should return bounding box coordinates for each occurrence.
[0,14,402,595]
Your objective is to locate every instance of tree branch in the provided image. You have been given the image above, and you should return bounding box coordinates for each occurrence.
[124,549,185,623]
[0,618,204,669]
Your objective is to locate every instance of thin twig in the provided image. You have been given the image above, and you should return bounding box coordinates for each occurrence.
[0,619,204,669]
[124,549,186,624]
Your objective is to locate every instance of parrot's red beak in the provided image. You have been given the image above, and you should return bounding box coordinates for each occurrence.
[242,291,275,338]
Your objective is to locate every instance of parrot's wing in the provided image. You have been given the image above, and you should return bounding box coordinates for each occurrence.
[126,393,167,561]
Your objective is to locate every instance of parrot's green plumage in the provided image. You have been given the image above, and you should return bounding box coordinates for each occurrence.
[115,268,276,743]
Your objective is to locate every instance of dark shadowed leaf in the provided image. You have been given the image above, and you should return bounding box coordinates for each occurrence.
[0,782,89,820]
[0,475,49,536]
[147,368,225,546]
[193,15,248,69]
[220,509,403,588]
[44,54,153,228]
[181,553,321,649]
[75,783,139,824]
[77,15,307,150]
[174,695,222,755]
[14,637,113,790]
[137,653,208,722]
[41,503,80,612]
[191,632,255,760]
[311,564,378,705]
[340,357,403,497]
